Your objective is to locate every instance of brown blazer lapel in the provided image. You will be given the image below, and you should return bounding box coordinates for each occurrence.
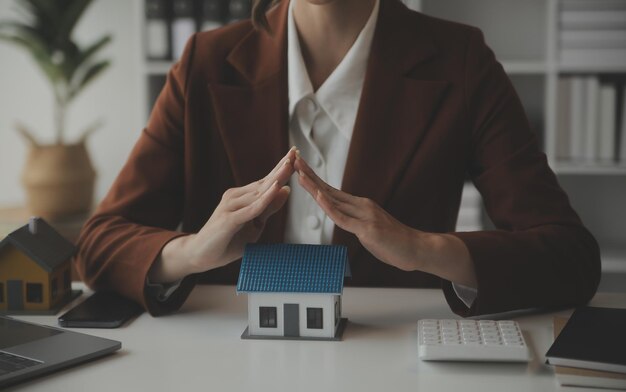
[334,1,450,256]
[207,1,290,242]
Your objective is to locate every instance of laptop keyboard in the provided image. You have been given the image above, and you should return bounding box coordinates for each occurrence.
[0,351,42,376]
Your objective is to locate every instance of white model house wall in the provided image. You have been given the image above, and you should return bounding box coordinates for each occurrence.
[247,293,341,338]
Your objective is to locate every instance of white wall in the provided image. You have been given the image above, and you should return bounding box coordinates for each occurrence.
[0,0,144,207]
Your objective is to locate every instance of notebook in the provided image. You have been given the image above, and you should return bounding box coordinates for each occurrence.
[0,316,120,388]
[552,317,626,390]
[546,306,626,374]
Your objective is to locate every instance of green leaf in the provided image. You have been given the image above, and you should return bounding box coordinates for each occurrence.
[69,60,110,101]
[56,0,93,45]
[0,21,45,41]
[76,35,111,68]
[66,34,111,84]
[0,32,62,84]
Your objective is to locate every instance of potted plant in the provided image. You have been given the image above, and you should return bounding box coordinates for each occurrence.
[0,0,111,219]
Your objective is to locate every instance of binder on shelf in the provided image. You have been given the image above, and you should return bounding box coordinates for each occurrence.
[569,77,587,161]
[145,0,171,61]
[560,49,626,67]
[560,0,626,11]
[556,78,572,160]
[172,0,197,60]
[584,77,599,162]
[227,0,252,23]
[617,84,626,163]
[201,0,226,31]
[560,10,626,30]
[598,84,617,162]
[560,30,626,49]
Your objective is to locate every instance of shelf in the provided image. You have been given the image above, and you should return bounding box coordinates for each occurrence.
[552,162,626,175]
[146,60,553,76]
[601,245,626,273]
[558,63,626,74]
[501,61,548,74]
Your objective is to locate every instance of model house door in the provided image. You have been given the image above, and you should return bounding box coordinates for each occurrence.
[283,304,299,337]
[7,280,23,311]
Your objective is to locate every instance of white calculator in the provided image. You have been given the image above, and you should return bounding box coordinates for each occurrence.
[418,319,531,362]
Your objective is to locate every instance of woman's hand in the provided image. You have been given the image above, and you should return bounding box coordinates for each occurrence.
[149,147,297,283]
[294,154,477,287]
[294,153,423,272]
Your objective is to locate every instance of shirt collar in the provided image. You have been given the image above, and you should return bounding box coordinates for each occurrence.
[287,0,380,140]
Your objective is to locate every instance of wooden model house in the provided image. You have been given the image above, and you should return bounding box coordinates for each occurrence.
[237,243,348,341]
[0,218,75,313]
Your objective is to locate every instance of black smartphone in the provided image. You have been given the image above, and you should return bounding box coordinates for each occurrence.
[58,291,144,328]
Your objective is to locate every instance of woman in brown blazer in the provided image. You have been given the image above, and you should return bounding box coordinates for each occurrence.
[75,0,601,317]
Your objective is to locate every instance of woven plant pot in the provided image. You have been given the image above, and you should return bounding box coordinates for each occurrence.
[22,142,95,219]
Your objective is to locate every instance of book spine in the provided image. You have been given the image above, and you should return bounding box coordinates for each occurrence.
[172,0,197,60]
[560,0,626,11]
[227,0,252,23]
[200,0,226,31]
[560,10,626,29]
[617,84,626,163]
[557,77,572,161]
[145,0,171,60]
[570,77,587,161]
[560,49,626,66]
[584,77,599,162]
[560,30,626,49]
[598,84,617,162]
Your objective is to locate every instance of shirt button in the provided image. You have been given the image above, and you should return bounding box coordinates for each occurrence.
[304,97,318,113]
[306,215,321,230]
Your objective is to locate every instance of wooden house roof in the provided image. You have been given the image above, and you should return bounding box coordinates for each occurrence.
[0,218,75,273]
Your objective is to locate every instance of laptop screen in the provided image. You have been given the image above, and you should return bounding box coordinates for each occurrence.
[0,317,61,349]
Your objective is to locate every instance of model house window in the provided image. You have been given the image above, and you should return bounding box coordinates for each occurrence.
[0,282,4,303]
[307,308,323,329]
[26,283,43,303]
[51,278,58,299]
[259,307,277,328]
[335,300,340,325]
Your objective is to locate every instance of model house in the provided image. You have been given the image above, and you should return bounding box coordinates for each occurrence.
[0,218,75,313]
[237,243,348,340]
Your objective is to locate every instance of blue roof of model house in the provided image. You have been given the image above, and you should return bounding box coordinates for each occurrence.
[237,244,348,294]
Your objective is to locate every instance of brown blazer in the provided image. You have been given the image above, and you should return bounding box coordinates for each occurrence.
[75,0,601,317]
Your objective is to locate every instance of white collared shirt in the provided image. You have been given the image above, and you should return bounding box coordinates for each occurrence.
[284,0,477,308]
[284,0,379,245]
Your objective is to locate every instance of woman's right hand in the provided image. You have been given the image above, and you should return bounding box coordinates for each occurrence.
[148,147,297,283]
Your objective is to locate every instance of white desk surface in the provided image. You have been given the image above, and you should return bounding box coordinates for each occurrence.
[9,285,626,392]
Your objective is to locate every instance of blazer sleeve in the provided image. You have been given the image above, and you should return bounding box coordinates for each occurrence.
[442,29,601,316]
[74,35,200,316]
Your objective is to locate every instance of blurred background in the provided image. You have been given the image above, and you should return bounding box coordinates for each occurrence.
[0,0,624,290]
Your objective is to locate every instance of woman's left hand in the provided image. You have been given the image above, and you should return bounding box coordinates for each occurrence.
[294,154,425,272]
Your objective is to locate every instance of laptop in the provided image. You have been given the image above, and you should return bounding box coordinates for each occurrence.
[0,316,121,388]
